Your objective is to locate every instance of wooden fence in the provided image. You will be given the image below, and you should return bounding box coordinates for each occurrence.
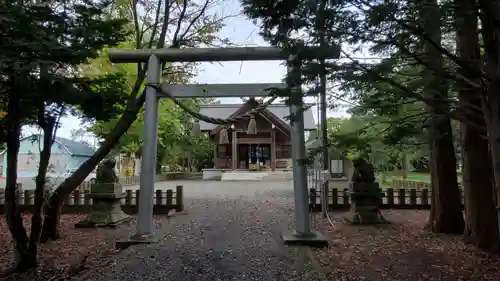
[0,185,183,215]
[309,187,464,212]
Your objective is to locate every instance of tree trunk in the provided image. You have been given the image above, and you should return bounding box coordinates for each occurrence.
[455,0,500,251]
[482,95,500,243]
[420,0,465,233]
[402,154,408,180]
[478,0,500,246]
[461,121,499,250]
[4,94,32,270]
[425,121,464,233]
[40,88,146,242]
[27,118,55,264]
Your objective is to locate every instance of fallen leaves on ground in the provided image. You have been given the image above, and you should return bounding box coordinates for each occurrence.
[311,210,500,281]
[0,214,129,280]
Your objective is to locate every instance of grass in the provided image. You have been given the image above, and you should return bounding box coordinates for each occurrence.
[378,171,431,183]
[376,172,431,189]
[402,172,431,182]
[377,171,463,189]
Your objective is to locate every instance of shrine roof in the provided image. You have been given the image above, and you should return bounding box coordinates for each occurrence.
[198,102,316,131]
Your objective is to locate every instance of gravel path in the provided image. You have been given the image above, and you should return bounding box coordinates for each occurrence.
[79,181,324,281]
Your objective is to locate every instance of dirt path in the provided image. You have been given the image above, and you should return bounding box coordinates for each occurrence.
[78,181,324,281]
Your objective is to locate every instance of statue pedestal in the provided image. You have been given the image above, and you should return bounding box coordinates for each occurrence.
[344,182,388,225]
[75,182,131,228]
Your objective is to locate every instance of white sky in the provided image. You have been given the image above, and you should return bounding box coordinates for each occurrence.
[23,0,349,140]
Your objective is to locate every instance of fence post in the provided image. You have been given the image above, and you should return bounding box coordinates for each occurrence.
[398,188,406,206]
[409,189,417,206]
[421,189,429,207]
[176,185,183,211]
[342,188,349,208]
[331,188,338,210]
[386,188,394,206]
[135,190,140,206]
[24,190,32,206]
[74,190,81,205]
[309,188,317,208]
[125,190,133,205]
[166,189,173,206]
[156,190,162,206]
[84,190,91,205]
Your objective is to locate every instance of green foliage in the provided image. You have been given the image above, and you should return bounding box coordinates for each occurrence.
[327,115,427,173]
[89,96,216,171]
[242,0,350,101]
[0,0,129,128]
[241,0,463,173]
[0,0,131,267]
[80,0,228,171]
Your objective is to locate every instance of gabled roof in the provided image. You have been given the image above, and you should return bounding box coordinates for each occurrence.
[199,101,317,131]
[1,134,96,156]
[54,136,95,156]
[210,99,292,136]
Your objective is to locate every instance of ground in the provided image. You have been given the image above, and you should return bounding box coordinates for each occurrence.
[0,214,131,278]
[312,211,500,281]
[1,180,499,281]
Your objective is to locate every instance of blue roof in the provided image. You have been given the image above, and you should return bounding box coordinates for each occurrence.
[0,134,96,157]
[54,136,95,156]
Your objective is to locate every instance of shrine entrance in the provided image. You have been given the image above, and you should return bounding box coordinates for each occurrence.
[107,45,340,246]
[238,144,271,170]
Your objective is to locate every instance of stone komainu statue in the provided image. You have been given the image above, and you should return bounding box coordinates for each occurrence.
[96,159,119,184]
[350,158,376,183]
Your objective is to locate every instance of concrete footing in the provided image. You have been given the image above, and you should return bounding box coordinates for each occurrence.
[115,233,164,249]
[282,230,328,248]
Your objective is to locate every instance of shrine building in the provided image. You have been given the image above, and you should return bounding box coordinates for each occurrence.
[199,98,316,171]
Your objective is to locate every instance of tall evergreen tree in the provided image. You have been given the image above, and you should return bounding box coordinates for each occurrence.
[242,0,500,250]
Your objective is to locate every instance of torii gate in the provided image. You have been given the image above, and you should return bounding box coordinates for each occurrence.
[108,46,340,247]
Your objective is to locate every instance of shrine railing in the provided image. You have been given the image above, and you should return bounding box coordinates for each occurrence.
[0,185,183,215]
[308,187,464,212]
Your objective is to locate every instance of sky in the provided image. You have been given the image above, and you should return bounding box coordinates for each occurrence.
[23,0,348,140]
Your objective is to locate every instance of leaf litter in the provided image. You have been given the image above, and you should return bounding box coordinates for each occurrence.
[311,210,500,281]
[0,214,131,281]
